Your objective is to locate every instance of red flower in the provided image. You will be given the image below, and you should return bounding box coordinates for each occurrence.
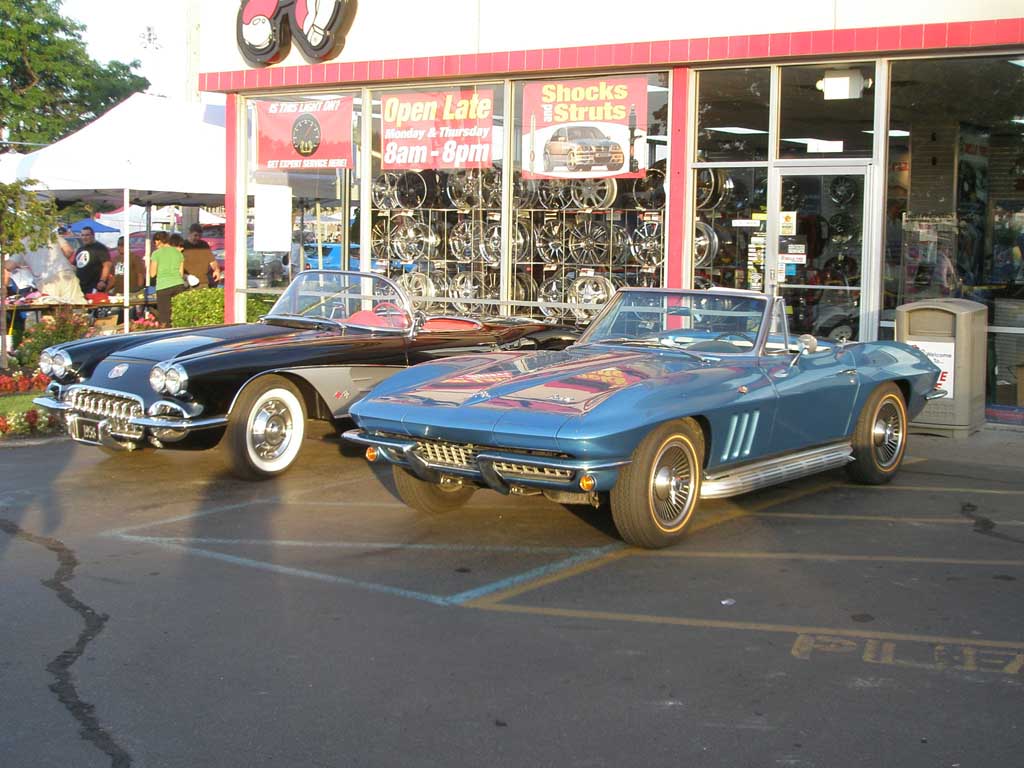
[25,409,39,427]
[0,416,8,434]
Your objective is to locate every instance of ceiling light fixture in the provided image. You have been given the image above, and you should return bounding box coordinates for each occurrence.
[815,69,873,100]
[706,126,769,135]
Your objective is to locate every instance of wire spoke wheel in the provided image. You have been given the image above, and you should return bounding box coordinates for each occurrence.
[871,399,905,469]
[648,441,697,529]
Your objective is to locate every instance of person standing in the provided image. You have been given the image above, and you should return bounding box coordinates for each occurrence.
[150,233,186,326]
[182,223,221,287]
[74,226,112,294]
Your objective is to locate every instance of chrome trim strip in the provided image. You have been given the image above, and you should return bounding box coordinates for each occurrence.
[128,415,228,431]
[924,389,948,401]
[701,442,853,499]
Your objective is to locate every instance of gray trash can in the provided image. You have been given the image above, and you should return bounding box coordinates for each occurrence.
[895,298,987,438]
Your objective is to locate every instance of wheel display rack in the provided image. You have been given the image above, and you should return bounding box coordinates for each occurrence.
[375,165,668,321]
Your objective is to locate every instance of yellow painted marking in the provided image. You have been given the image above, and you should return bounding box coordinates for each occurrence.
[475,602,1024,651]
[637,550,1024,567]
[794,634,1024,676]
[837,484,1024,495]
[746,512,975,524]
[462,548,633,608]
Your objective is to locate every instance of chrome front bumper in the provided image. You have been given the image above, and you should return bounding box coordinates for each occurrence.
[344,429,629,495]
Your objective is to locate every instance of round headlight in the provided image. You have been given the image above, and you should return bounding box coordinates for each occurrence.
[52,350,72,379]
[39,351,54,376]
[164,364,189,396]
[149,365,167,393]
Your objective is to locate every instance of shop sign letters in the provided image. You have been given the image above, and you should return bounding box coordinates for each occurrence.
[381,89,495,170]
[237,0,356,67]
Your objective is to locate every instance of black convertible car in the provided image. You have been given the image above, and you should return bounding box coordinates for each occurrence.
[34,271,573,479]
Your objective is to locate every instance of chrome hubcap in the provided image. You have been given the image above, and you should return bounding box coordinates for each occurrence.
[251,398,293,461]
[649,442,695,528]
[871,399,904,468]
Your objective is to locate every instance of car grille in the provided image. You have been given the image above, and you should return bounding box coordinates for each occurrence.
[490,462,573,481]
[415,439,479,469]
[67,387,144,438]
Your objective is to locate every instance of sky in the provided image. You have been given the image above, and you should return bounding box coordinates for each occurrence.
[60,0,189,100]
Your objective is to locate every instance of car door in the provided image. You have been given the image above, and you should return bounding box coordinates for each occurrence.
[762,300,860,450]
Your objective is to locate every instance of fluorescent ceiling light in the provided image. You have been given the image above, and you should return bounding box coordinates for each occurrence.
[862,129,910,137]
[647,84,669,92]
[1013,116,1024,125]
[1009,59,1024,68]
[706,126,768,135]
[783,138,845,153]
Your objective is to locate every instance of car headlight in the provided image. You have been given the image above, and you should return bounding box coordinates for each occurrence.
[164,364,189,396]
[51,350,72,379]
[149,365,167,393]
[39,351,54,376]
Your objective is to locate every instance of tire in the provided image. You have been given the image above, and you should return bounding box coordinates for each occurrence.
[225,375,306,479]
[610,419,704,549]
[392,465,475,514]
[847,383,907,485]
[543,152,553,172]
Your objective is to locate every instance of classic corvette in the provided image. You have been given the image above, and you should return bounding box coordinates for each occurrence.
[34,270,574,479]
[345,287,944,548]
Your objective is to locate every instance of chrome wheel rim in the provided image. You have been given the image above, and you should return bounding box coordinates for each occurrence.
[871,398,905,469]
[570,177,617,209]
[250,398,294,462]
[648,439,697,530]
[630,221,664,266]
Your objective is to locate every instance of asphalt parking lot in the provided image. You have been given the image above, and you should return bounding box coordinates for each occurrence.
[2,425,1023,767]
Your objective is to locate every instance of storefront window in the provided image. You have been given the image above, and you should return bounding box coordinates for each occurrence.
[779,63,875,159]
[696,68,770,162]
[693,167,768,291]
[244,93,361,291]
[510,72,670,320]
[368,83,505,316]
[884,55,1024,417]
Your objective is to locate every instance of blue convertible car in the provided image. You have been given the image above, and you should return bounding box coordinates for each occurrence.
[345,288,943,548]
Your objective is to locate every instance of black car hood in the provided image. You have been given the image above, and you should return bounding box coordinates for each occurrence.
[108,323,313,364]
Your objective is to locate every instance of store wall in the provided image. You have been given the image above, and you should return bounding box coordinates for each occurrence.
[199,1,1024,75]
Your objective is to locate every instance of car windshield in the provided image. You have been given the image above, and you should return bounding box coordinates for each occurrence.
[567,126,603,140]
[579,289,769,354]
[267,270,412,331]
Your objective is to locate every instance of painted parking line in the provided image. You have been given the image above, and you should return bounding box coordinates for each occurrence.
[639,549,1024,567]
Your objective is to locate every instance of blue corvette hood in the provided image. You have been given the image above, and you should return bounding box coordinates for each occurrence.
[353,344,704,451]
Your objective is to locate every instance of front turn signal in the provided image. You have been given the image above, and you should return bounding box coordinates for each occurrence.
[579,474,596,492]
[365,446,378,462]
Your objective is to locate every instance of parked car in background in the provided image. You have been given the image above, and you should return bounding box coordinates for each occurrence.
[34,270,576,480]
[346,287,943,548]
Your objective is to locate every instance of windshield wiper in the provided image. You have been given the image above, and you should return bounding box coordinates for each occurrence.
[263,313,341,330]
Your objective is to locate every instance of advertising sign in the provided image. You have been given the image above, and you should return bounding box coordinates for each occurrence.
[912,340,955,398]
[380,89,495,170]
[520,77,648,179]
[254,97,354,172]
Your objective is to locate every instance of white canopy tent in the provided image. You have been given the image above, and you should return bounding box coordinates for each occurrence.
[8,93,226,333]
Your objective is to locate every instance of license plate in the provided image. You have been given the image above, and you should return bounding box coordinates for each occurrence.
[73,418,101,444]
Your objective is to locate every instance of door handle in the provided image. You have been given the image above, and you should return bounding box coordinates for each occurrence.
[835,369,856,376]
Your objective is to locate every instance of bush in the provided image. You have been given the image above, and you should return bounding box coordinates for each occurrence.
[15,307,90,369]
[171,288,278,327]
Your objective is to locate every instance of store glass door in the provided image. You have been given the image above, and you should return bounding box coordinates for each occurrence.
[768,168,869,342]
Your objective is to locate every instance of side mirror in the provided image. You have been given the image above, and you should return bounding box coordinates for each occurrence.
[790,334,818,367]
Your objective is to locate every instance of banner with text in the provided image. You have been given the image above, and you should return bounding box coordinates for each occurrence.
[255,98,354,172]
[520,77,648,179]
[380,88,495,170]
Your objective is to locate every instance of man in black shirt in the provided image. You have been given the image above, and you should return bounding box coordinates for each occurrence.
[74,226,112,293]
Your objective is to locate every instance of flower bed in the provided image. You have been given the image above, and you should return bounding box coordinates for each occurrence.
[0,371,62,440]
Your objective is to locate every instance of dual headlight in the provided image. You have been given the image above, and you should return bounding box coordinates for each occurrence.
[39,348,72,380]
[149,363,189,396]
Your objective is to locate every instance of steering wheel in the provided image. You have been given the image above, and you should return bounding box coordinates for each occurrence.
[713,332,755,347]
[373,301,408,328]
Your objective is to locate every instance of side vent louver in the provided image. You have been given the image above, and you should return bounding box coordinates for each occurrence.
[720,411,761,461]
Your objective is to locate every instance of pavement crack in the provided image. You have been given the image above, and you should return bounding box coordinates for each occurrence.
[958,503,1024,545]
[0,519,133,767]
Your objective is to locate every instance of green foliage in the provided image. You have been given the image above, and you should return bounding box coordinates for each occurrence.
[0,0,149,147]
[14,305,90,369]
[170,289,278,327]
[171,288,225,327]
[0,179,57,255]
